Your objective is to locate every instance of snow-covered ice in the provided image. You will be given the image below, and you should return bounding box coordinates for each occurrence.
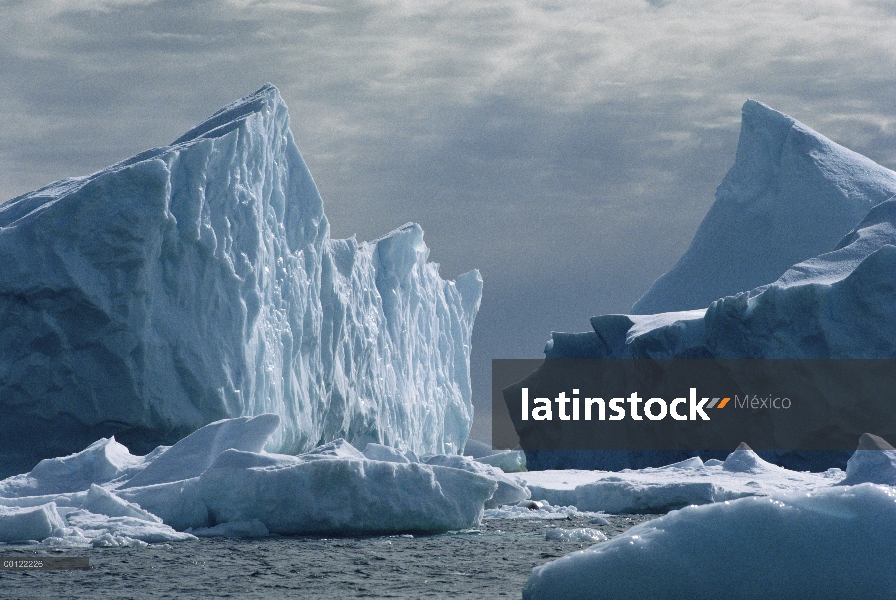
[523,484,896,599]
[546,100,896,363]
[0,84,482,478]
[631,99,896,315]
[516,448,843,513]
[0,415,528,544]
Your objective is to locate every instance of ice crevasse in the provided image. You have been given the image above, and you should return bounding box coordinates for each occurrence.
[0,84,482,477]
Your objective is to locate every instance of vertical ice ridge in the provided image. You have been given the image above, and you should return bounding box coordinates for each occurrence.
[0,85,481,477]
[631,99,896,315]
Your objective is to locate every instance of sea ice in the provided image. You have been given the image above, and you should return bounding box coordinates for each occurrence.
[0,503,66,543]
[0,416,533,542]
[423,454,530,508]
[516,445,843,513]
[475,450,527,473]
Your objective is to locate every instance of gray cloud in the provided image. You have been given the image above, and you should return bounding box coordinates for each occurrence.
[3,0,896,441]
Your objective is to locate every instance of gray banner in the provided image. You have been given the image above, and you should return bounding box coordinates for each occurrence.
[493,359,896,451]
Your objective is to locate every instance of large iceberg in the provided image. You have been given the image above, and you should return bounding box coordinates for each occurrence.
[546,100,896,362]
[533,101,896,471]
[0,84,481,478]
[631,99,896,314]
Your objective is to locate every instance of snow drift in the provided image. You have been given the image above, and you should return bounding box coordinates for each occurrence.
[0,84,481,478]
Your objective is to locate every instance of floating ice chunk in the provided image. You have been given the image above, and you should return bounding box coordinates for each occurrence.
[119,414,280,489]
[839,433,896,486]
[482,503,586,520]
[362,443,410,463]
[198,458,497,535]
[476,450,527,473]
[574,479,723,514]
[0,502,67,542]
[191,519,269,539]
[424,454,530,508]
[722,442,782,474]
[65,510,194,545]
[0,84,482,478]
[518,457,835,514]
[544,527,607,543]
[523,484,896,599]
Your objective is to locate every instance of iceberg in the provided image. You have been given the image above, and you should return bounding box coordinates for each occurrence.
[632,99,896,315]
[532,100,896,471]
[0,84,481,478]
[547,101,896,362]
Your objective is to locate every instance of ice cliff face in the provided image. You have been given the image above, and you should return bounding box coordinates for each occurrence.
[0,84,481,477]
[631,100,896,315]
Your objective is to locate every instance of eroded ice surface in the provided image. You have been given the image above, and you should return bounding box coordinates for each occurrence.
[0,84,481,478]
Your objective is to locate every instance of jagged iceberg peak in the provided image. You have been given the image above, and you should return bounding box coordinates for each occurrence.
[631,99,896,315]
[0,85,482,477]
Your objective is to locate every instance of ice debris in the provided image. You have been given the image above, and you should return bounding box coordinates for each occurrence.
[0,415,529,545]
[544,527,606,543]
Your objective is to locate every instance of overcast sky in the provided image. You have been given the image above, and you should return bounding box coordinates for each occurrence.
[3,0,896,440]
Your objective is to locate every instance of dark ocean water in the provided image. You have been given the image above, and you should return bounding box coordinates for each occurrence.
[0,515,656,599]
